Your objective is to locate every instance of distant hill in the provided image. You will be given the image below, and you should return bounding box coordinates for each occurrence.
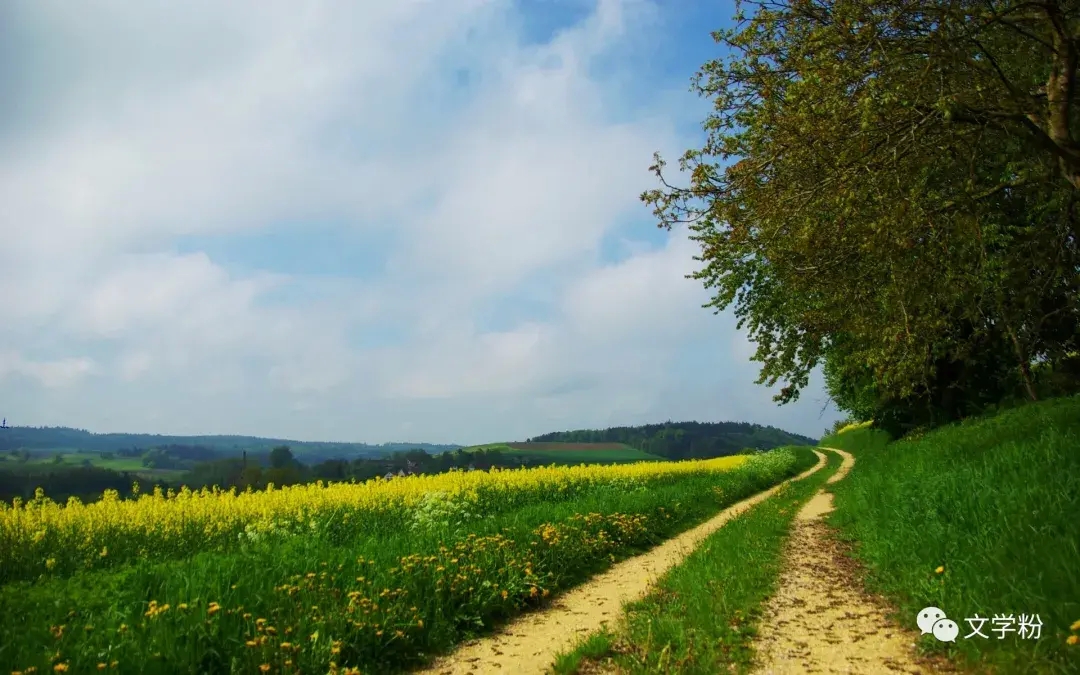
[458,442,665,465]
[527,421,817,461]
[0,426,461,462]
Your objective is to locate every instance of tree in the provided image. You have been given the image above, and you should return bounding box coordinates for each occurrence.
[269,445,296,470]
[645,0,1080,408]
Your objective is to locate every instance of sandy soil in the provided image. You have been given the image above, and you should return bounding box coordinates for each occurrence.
[752,447,948,675]
[417,451,830,675]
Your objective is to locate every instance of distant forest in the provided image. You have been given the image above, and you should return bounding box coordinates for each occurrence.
[528,421,817,460]
[0,426,460,461]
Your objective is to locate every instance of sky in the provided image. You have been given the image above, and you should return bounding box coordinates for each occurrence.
[0,0,844,444]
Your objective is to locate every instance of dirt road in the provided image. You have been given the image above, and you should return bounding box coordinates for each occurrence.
[418,451,830,675]
[751,447,942,674]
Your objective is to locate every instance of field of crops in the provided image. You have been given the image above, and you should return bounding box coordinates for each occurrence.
[0,449,808,674]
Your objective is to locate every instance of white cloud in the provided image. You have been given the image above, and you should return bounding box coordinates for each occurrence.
[0,352,97,389]
[0,0,842,442]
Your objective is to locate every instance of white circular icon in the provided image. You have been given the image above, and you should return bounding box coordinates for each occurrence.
[917,606,946,635]
[932,618,959,642]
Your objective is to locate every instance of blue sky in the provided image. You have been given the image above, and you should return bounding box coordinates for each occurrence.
[0,0,843,444]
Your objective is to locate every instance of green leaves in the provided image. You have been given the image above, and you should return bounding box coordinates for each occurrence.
[646,0,1080,414]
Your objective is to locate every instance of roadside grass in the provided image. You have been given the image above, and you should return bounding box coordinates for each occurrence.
[822,394,1080,674]
[552,446,840,675]
[0,449,815,674]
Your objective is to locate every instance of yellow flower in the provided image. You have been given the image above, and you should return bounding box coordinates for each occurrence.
[207,602,221,616]
[1068,635,1079,646]
[935,566,945,574]
[97,665,107,671]
[53,665,69,673]
[1071,619,1080,632]
[259,666,270,673]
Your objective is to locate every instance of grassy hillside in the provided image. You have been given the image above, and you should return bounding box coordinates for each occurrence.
[459,442,665,465]
[528,421,817,461]
[821,395,1080,673]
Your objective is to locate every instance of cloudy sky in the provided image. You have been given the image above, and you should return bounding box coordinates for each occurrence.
[0,0,842,444]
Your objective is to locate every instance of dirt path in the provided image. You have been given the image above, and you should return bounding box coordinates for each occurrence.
[752,447,942,675]
[418,451,830,675]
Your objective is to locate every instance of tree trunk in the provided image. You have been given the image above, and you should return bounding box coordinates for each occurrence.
[1004,323,1039,402]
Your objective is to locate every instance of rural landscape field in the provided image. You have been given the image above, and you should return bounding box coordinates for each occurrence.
[4,0,1080,673]
[0,449,809,673]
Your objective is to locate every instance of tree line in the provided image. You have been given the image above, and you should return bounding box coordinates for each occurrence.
[529,421,817,460]
[0,445,522,505]
[648,0,1080,436]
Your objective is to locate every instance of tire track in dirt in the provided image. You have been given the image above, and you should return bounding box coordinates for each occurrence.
[752,447,951,675]
[417,451,830,675]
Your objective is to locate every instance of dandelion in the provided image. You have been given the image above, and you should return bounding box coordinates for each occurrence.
[935,566,945,574]
[1068,635,1079,646]
[1071,619,1080,632]
[207,602,221,616]
[259,666,270,673]
[53,665,69,673]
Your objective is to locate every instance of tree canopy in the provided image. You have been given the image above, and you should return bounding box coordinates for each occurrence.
[647,0,1080,428]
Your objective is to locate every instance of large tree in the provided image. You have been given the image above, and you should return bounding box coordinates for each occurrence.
[647,0,1080,407]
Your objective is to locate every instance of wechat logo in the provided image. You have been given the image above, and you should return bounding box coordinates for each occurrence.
[917,606,959,642]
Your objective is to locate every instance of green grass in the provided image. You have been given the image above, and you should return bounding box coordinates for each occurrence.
[23,453,148,472]
[553,447,840,674]
[821,395,1080,674]
[501,448,663,464]
[460,442,665,465]
[0,450,813,674]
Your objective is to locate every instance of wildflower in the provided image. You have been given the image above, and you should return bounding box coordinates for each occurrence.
[53,665,69,673]
[935,566,945,574]
[1068,635,1079,646]
[207,602,221,616]
[97,666,107,672]
[245,641,257,648]
[259,666,270,673]
[1071,619,1080,632]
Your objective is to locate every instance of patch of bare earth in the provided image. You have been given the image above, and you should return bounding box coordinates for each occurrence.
[417,451,830,675]
[752,448,955,675]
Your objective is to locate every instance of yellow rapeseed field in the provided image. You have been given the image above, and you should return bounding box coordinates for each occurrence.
[0,455,746,582]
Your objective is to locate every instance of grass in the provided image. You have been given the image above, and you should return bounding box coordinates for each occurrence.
[17,452,177,476]
[553,446,840,674]
[821,394,1080,674]
[0,450,811,674]
[460,442,665,464]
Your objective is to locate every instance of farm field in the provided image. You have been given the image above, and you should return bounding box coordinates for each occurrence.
[461,442,665,464]
[9,453,187,481]
[0,448,810,674]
